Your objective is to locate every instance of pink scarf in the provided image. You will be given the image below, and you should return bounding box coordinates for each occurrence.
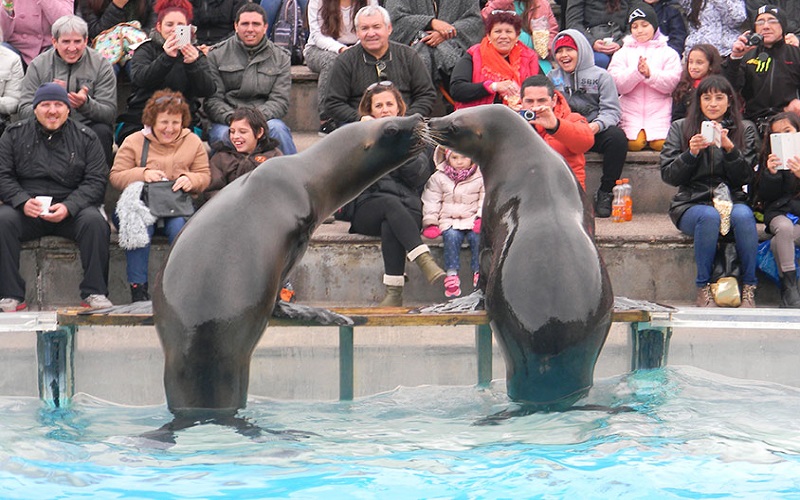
[444,163,477,184]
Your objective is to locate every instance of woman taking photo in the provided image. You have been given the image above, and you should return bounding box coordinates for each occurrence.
[756,112,800,308]
[111,90,211,302]
[660,75,759,307]
[449,9,540,109]
[351,81,444,306]
[116,0,215,145]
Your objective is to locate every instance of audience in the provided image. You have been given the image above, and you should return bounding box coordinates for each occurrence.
[0,83,112,312]
[549,29,626,218]
[421,146,484,298]
[116,0,215,145]
[205,3,297,155]
[205,106,282,199]
[19,15,118,166]
[644,0,686,56]
[754,112,800,307]
[724,3,800,129]
[0,26,23,136]
[565,0,631,69]
[607,3,681,151]
[672,43,722,121]
[350,81,443,307]
[0,0,73,67]
[660,75,759,308]
[385,0,484,87]
[518,74,594,189]
[680,0,746,58]
[323,5,436,126]
[303,0,376,136]
[449,10,540,109]
[110,90,210,303]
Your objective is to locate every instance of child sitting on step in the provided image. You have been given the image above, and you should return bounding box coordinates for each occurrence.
[421,146,485,298]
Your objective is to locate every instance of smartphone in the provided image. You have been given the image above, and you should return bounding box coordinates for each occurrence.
[770,132,800,170]
[175,25,192,47]
[701,121,721,147]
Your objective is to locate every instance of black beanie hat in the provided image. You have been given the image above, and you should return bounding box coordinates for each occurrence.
[754,4,787,34]
[627,3,659,30]
[32,82,70,109]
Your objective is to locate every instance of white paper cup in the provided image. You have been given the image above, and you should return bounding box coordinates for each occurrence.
[603,37,614,45]
[35,196,52,215]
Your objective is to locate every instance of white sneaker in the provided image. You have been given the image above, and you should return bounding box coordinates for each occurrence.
[81,294,113,309]
[0,297,26,312]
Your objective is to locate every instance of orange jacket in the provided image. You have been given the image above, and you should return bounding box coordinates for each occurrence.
[532,90,594,189]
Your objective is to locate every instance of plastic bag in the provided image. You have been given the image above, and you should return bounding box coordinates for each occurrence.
[530,16,550,59]
[712,183,733,235]
[710,276,741,307]
[756,239,800,286]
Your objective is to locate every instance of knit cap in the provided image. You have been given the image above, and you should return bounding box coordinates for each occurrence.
[627,3,658,30]
[32,83,70,109]
[754,4,787,33]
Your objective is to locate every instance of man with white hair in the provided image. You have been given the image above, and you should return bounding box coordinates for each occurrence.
[19,15,117,165]
[323,5,436,125]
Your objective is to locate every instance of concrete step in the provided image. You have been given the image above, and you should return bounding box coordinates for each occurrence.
[20,214,780,310]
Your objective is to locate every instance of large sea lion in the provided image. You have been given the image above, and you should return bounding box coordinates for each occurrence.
[151,114,425,419]
[427,105,614,411]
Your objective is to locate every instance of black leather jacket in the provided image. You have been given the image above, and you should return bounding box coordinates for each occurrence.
[0,118,108,216]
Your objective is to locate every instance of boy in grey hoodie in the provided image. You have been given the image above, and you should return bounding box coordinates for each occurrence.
[548,29,627,218]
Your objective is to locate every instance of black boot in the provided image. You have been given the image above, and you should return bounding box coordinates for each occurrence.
[780,272,800,308]
[130,282,150,302]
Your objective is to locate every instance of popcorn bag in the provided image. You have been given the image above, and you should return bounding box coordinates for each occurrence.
[712,183,733,236]
[530,17,550,59]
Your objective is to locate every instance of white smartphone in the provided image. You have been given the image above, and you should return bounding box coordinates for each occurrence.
[701,121,721,147]
[174,25,192,47]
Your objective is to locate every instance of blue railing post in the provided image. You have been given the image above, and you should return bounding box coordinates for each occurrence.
[36,326,75,408]
[630,322,672,370]
[339,325,354,400]
[475,324,492,387]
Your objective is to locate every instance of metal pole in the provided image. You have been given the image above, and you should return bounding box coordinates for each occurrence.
[338,325,354,400]
[630,322,672,370]
[475,324,493,387]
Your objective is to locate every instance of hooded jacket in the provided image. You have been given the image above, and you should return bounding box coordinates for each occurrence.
[421,146,485,231]
[110,127,211,194]
[530,90,594,189]
[548,29,622,133]
[607,31,682,141]
[19,47,118,127]
[660,117,758,227]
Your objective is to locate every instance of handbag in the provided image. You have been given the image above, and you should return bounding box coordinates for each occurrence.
[139,139,195,218]
[92,21,147,65]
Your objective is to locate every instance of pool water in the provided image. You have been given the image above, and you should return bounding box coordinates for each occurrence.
[1,366,799,499]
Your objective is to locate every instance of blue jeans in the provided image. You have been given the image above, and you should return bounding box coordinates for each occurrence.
[209,119,298,155]
[678,204,758,287]
[126,217,186,284]
[593,51,611,69]
[442,228,480,273]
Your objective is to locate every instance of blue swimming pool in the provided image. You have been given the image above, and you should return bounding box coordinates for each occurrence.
[1,366,799,498]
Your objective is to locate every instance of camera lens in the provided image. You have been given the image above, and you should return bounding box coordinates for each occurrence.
[746,32,763,46]
[519,109,535,121]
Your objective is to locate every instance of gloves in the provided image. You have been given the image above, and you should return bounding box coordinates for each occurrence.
[472,218,481,233]
[422,225,441,239]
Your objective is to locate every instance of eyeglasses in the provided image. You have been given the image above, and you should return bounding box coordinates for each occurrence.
[367,80,394,91]
[155,95,183,105]
[754,18,781,26]
[375,60,388,80]
[490,9,518,16]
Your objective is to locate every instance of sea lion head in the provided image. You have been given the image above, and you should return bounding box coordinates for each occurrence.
[355,113,425,171]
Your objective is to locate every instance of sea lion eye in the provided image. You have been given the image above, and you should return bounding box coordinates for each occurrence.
[383,124,400,137]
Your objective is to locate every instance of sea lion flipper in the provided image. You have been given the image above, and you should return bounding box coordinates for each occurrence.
[272,300,354,326]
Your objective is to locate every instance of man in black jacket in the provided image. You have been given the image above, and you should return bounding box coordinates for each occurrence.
[0,83,112,312]
[724,4,800,128]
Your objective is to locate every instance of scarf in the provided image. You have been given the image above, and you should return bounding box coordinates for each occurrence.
[478,37,523,84]
[116,181,158,250]
[444,163,477,184]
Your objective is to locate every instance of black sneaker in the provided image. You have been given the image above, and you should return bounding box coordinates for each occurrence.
[130,282,150,302]
[318,119,337,137]
[595,190,613,218]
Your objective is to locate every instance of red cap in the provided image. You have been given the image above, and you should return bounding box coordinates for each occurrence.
[554,35,578,52]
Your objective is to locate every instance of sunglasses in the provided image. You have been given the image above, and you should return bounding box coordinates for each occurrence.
[490,9,518,15]
[154,95,183,105]
[375,60,388,80]
[754,18,781,26]
[367,80,394,91]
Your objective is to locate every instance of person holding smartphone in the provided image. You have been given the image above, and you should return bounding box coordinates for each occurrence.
[116,0,216,145]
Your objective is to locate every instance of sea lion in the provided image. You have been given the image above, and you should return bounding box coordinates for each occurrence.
[151,114,425,418]
[427,105,614,410]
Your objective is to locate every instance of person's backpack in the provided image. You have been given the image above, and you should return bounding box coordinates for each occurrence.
[272,0,309,65]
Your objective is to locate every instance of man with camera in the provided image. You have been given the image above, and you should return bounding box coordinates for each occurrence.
[518,75,594,190]
[724,4,800,127]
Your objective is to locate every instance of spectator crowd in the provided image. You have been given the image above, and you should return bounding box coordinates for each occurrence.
[1,0,799,311]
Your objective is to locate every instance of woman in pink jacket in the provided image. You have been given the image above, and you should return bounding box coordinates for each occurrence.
[0,0,73,66]
[608,3,681,151]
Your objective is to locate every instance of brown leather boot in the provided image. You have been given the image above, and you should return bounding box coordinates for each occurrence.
[414,251,445,284]
[740,284,756,308]
[695,284,716,307]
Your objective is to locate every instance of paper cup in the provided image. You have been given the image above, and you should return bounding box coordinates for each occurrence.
[603,37,614,45]
[35,196,52,215]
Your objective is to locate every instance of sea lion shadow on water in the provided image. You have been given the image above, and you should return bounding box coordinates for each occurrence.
[140,115,427,437]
